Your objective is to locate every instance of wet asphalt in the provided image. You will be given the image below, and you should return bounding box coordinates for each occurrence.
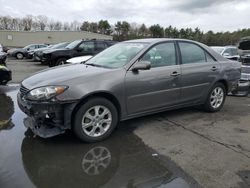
[0,85,202,188]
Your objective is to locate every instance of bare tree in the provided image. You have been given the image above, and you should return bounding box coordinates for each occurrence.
[48,19,55,31]
[0,16,12,30]
[63,22,70,31]
[54,21,62,30]
[22,15,33,31]
[36,15,48,31]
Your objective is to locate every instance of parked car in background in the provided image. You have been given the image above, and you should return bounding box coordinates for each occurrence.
[7,44,48,59]
[66,55,92,64]
[238,37,250,65]
[0,64,11,85]
[232,65,250,96]
[0,52,7,65]
[35,42,70,63]
[0,44,9,53]
[18,39,241,142]
[211,46,239,61]
[42,39,116,67]
[27,45,53,59]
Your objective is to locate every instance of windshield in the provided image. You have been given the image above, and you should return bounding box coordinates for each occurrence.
[211,46,225,54]
[86,42,148,68]
[65,40,81,49]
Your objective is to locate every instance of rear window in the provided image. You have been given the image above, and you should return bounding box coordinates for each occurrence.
[179,42,206,64]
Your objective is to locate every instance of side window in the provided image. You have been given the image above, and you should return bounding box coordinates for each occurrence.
[206,53,215,62]
[78,42,95,52]
[231,48,238,56]
[95,42,106,51]
[140,42,176,68]
[179,42,206,64]
[223,48,232,56]
[39,44,47,48]
[29,45,36,50]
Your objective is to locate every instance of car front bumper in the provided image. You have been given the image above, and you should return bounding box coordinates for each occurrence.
[17,92,78,137]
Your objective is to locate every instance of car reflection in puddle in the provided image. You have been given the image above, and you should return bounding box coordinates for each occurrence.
[0,87,195,188]
[0,93,14,131]
[21,122,191,188]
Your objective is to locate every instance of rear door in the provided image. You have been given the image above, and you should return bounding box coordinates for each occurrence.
[95,41,107,54]
[178,41,220,103]
[125,42,181,115]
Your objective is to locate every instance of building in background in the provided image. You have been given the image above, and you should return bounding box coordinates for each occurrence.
[0,31,113,47]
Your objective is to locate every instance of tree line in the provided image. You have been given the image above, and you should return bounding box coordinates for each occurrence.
[1,15,250,46]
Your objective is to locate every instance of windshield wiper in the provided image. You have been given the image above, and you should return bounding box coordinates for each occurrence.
[85,63,109,68]
[85,63,103,67]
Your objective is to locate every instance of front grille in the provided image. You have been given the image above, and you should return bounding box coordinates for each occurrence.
[20,85,29,97]
[241,66,250,74]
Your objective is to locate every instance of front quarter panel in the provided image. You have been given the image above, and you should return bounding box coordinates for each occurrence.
[57,68,127,118]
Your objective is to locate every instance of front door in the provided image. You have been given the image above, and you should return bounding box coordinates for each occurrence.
[125,42,181,115]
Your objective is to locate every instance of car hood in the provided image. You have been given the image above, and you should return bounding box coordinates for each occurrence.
[22,64,112,89]
[66,55,92,64]
[43,48,69,54]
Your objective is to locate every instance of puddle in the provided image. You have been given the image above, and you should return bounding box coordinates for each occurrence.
[0,86,199,188]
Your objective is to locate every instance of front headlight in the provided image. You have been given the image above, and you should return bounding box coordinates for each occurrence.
[26,86,68,101]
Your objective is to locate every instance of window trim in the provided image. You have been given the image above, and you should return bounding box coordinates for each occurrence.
[133,41,179,69]
[176,41,217,65]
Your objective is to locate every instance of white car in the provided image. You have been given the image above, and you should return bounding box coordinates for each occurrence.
[0,44,3,52]
[211,46,239,61]
[66,55,92,64]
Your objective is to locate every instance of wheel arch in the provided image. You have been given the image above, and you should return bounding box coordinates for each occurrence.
[216,79,229,93]
[70,91,122,127]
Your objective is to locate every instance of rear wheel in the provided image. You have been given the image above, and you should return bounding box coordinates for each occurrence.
[203,83,226,112]
[16,52,24,60]
[73,97,118,143]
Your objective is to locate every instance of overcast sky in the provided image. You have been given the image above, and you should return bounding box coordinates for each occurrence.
[1,0,250,32]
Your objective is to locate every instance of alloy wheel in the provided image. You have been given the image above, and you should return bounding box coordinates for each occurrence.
[81,105,112,137]
[210,87,224,109]
[81,146,111,175]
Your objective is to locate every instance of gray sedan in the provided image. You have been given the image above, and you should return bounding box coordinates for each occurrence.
[18,39,241,142]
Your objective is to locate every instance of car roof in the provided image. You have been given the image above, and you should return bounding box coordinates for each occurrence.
[124,38,202,44]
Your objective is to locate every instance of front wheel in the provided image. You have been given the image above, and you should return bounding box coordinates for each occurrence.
[73,97,118,143]
[56,58,67,66]
[203,83,226,112]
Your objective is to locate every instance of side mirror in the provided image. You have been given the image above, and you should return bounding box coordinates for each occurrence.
[132,61,151,72]
[26,48,30,51]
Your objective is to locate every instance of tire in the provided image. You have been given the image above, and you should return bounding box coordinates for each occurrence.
[16,52,24,60]
[73,97,118,143]
[203,82,226,112]
[56,58,67,66]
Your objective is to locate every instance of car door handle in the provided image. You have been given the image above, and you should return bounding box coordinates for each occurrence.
[171,71,180,77]
[211,66,218,71]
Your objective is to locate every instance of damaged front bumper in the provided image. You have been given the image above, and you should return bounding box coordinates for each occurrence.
[17,92,77,138]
